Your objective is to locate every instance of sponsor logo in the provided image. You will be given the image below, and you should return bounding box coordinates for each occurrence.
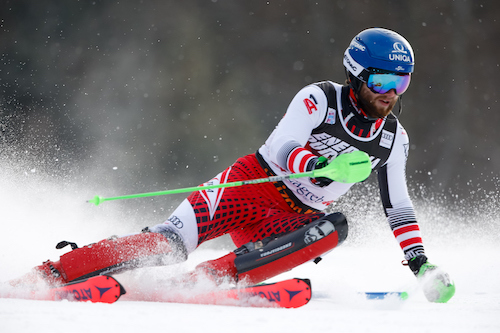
[285,289,304,300]
[344,54,357,71]
[167,215,184,229]
[351,40,366,51]
[304,221,335,244]
[392,42,408,54]
[258,291,281,302]
[308,132,381,168]
[309,94,318,104]
[326,108,336,124]
[403,142,409,159]
[389,53,412,62]
[254,289,303,303]
[309,132,355,157]
[96,286,112,298]
[379,130,395,149]
[288,179,325,203]
[395,65,405,72]
[260,242,293,258]
[303,98,317,114]
[54,288,93,301]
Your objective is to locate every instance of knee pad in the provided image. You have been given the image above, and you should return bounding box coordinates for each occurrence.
[235,212,348,284]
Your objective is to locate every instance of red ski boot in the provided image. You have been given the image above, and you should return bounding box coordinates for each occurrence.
[10,229,187,288]
[9,260,67,288]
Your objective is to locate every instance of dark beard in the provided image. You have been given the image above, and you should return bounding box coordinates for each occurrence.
[358,91,397,119]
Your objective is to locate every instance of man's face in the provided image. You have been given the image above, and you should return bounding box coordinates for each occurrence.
[357,83,399,119]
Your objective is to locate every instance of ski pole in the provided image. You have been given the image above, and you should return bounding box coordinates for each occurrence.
[87,150,371,206]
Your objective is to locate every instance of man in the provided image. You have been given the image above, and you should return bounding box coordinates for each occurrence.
[20,28,455,302]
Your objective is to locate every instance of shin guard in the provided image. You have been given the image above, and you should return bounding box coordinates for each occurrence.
[193,212,348,285]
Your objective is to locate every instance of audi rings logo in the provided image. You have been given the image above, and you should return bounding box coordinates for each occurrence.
[167,215,184,229]
[392,42,408,54]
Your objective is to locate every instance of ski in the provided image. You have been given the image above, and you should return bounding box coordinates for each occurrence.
[50,275,126,303]
[4,275,309,308]
[124,278,312,308]
[2,275,126,304]
[364,291,408,300]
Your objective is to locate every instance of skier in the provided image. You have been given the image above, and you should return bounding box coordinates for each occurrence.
[18,28,455,303]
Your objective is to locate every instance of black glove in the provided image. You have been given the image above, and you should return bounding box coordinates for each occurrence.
[408,254,428,276]
[310,156,333,187]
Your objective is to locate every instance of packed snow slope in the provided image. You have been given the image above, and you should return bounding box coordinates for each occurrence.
[0,160,499,333]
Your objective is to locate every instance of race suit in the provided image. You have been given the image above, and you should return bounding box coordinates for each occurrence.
[153,81,424,261]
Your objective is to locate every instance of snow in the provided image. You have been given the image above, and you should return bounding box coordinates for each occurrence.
[2,246,498,333]
[1,164,499,333]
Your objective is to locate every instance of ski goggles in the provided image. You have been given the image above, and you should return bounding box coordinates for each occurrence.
[366,72,411,95]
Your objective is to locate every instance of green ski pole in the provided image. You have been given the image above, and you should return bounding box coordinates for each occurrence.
[87,150,371,206]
